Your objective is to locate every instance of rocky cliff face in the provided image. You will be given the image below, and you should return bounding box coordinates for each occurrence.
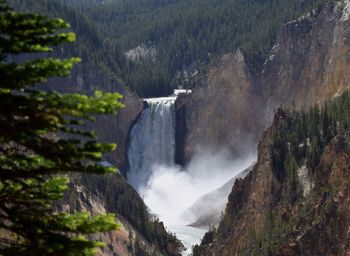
[59,173,181,256]
[193,108,350,256]
[190,1,350,255]
[262,0,350,118]
[183,0,350,161]
[276,135,350,255]
[183,50,264,161]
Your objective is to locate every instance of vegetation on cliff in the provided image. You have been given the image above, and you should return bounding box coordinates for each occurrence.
[242,92,350,254]
[9,0,173,97]
[67,173,181,255]
[271,91,350,186]
[70,0,327,76]
[193,91,350,255]
[11,0,327,97]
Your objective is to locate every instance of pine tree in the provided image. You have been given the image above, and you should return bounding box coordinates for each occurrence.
[307,136,320,170]
[284,152,298,203]
[0,1,123,255]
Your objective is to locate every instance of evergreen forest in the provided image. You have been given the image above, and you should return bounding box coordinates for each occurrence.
[11,0,327,97]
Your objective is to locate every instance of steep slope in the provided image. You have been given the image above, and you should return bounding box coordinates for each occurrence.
[181,166,252,228]
[262,0,350,117]
[188,1,350,254]
[10,0,144,167]
[193,92,350,255]
[182,50,264,161]
[59,173,181,256]
[182,0,350,162]
[48,62,143,168]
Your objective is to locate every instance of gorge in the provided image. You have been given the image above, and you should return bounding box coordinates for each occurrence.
[59,0,350,254]
[7,0,350,255]
[123,1,350,254]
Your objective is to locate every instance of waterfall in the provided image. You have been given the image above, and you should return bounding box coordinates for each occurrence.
[126,95,255,255]
[127,97,177,191]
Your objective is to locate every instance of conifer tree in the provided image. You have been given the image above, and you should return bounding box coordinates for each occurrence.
[308,136,320,170]
[285,152,298,202]
[0,1,123,255]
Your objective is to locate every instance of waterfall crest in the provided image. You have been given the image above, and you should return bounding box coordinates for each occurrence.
[127,97,176,191]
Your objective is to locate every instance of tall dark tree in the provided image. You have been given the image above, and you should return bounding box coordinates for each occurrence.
[0,1,123,255]
[285,152,298,202]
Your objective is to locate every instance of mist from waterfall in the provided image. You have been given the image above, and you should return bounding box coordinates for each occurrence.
[142,150,255,225]
[127,96,255,254]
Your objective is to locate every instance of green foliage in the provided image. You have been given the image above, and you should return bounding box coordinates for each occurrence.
[67,173,180,255]
[83,0,327,92]
[284,152,298,203]
[239,212,294,256]
[0,1,123,255]
[10,0,127,91]
[11,0,327,97]
[271,91,350,182]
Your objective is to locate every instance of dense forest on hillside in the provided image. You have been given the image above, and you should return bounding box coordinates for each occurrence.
[11,0,327,97]
[10,0,173,97]
[59,0,326,93]
[270,92,350,202]
[10,0,123,87]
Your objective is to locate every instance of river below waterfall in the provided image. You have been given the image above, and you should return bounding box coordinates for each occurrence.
[168,225,206,255]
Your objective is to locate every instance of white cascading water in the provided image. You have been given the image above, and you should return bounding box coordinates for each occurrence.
[127,96,255,255]
[127,97,177,192]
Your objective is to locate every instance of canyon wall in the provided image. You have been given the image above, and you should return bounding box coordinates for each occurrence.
[182,0,350,163]
[262,0,350,116]
[59,173,181,256]
[194,108,350,256]
[192,1,350,254]
[182,50,264,162]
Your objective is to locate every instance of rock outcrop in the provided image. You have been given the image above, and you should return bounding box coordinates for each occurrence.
[183,49,264,162]
[193,108,350,255]
[262,0,350,118]
[190,1,350,255]
[60,173,182,256]
[182,0,350,162]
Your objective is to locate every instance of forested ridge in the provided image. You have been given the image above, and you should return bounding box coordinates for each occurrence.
[271,92,350,203]
[12,0,327,97]
[193,90,350,255]
[242,92,350,255]
[10,0,126,86]
[10,0,173,97]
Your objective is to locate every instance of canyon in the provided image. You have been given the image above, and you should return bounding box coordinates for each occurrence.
[42,0,350,254]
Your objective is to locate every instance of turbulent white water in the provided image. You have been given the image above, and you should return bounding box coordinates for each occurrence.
[168,225,206,256]
[127,96,255,255]
[127,97,176,191]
